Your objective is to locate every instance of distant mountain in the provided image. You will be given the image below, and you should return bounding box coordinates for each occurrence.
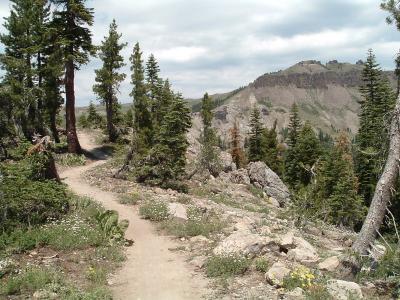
[190,60,396,145]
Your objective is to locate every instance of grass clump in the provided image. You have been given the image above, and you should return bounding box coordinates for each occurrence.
[118,192,143,205]
[55,153,86,167]
[139,201,169,221]
[254,257,269,273]
[176,195,192,204]
[206,255,250,278]
[161,206,225,238]
[247,185,264,199]
[0,266,62,295]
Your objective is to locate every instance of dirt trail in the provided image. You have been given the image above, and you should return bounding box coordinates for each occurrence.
[60,132,209,300]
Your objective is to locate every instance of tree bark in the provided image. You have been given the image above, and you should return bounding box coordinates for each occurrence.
[106,97,118,143]
[49,110,60,144]
[65,59,82,153]
[352,94,400,254]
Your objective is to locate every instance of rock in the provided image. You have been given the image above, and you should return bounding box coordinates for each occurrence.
[220,151,237,172]
[326,280,363,300]
[286,237,319,263]
[229,169,251,185]
[279,231,296,250]
[369,244,386,261]
[285,287,305,299]
[268,197,280,208]
[168,203,188,220]
[247,162,290,205]
[265,262,291,286]
[213,230,272,257]
[344,239,353,247]
[190,256,207,269]
[33,290,58,299]
[318,256,340,272]
[303,225,322,236]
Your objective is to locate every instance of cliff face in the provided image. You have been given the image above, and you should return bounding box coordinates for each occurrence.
[190,60,396,145]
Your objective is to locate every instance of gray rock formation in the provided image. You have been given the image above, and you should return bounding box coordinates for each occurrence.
[247,161,290,205]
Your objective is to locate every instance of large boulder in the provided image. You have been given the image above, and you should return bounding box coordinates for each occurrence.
[326,280,363,300]
[265,262,291,286]
[229,169,251,185]
[168,203,188,220]
[220,151,237,172]
[213,230,272,257]
[247,162,290,205]
[318,256,340,272]
[278,231,319,263]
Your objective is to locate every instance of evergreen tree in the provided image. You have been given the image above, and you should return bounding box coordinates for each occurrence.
[0,0,50,138]
[284,103,302,188]
[356,49,396,204]
[199,93,221,176]
[310,132,366,228]
[287,103,301,147]
[93,20,127,142]
[248,106,265,162]
[130,42,152,147]
[146,54,163,121]
[295,122,322,186]
[86,101,102,127]
[51,0,94,153]
[138,93,191,189]
[124,108,134,128]
[264,120,283,175]
[230,121,245,169]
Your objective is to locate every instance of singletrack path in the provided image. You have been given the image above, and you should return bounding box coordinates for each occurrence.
[60,132,209,300]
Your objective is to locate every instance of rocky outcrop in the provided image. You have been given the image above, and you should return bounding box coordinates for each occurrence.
[220,151,237,172]
[213,230,272,257]
[326,280,363,300]
[229,169,250,185]
[247,162,290,205]
[168,203,188,220]
[265,262,291,286]
[318,256,340,272]
[278,231,319,263]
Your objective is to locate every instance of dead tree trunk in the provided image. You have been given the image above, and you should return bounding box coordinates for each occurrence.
[352,94,400,254]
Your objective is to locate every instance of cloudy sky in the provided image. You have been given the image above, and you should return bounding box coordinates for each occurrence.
[1,0,400,106]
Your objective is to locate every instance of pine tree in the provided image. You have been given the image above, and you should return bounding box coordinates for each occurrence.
[50,0,94,153]
[130,42,152,148]
[295,122,322,186]
[248,106,265,162]
[86,101,102,127]
[287,103,301,147]
[264,120,282,175]
[138,93,191,189]
[0,0,50,138]
[356,49,396,204]
[199,93,221,176]
[93,20,127,142]
[284,103,303,188]
[230,121,245,169]
[311,132,366,228]
[146,54,163,119]
[124,108,134,128]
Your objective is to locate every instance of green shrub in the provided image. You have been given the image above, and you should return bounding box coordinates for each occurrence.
[0,175,69,232]
[254,257,269,273]
[205,255,250,277]
[86,265,107,285]
[118,192,143,205]
[55,153,86,167]
[0,266,62,295]
[139,201,169,221]
[161,206,225,237]
[283,266,315,291]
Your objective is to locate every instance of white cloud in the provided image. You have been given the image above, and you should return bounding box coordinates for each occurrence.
[2,0,400,105]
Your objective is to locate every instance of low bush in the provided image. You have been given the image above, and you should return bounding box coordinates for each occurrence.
[0,175,69,232]
[282,266,315,291]
[205,255,250,278]
[161,206,225,237]
[55,153,86,167]
[254,257,269,273]
[139,201,169,221]
[118,192,143,205]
